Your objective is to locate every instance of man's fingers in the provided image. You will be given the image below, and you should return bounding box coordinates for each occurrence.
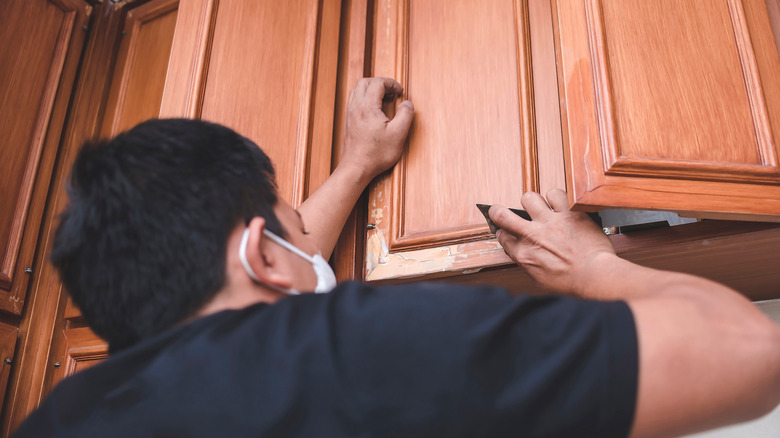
[386,101,414,140]
[546,189,569,212]
[521,192,553,220]
[352,78,370,100]
[364,77,404,105]
[489,204,534,238]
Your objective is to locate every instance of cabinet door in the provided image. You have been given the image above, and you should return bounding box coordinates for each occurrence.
[553,0,780,221]
[100,0,179,137]
[160,0,343,206]
[0,0,91,314]
[365,0,542,281]
[48,327,108,392]
[0,322,19,414]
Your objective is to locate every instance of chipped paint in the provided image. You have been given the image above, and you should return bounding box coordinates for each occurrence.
[366,239,512,281]
[371,208,385,224]
[461,268,483,275]
[365,228,390,276]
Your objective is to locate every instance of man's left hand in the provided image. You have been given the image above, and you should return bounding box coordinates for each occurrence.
[341,77,414,181]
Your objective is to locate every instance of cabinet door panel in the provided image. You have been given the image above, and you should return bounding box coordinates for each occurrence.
[160,0,342,206]
[554,0,780,220]
[48,327,108,392]
[366,0,536,280]
[0,322,19,414]
[101,0,179,137]
[0,0,90,314]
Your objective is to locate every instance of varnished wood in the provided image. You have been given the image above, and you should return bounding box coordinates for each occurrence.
[768,0,780,51]
[161,0,342,208]
[0,323,19,426]
[101,0,179,137]
[332,0,371,281]
[158,0,218,118]
[370,0,537,253]
[63,297,81,320]
[302,0,343,199]
[1,2,121,435]
[553,0,780,220]
[0,0,91,314]
[46,327,108,395]
[529,0,566,195]
[365,0,540,281]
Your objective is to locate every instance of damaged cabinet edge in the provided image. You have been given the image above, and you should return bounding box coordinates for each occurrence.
[365,237,513,282]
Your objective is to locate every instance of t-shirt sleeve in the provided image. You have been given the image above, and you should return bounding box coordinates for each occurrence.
[322,282,638,438]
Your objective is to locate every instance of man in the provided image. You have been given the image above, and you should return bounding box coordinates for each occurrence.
[15,78,780,437]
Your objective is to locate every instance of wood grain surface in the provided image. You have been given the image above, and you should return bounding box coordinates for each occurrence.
[0,0,90,313]
[369,0,537,254]
[101,0,179,137]
[554,0,780,220]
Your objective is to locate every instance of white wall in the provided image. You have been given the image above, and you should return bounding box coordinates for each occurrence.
[685,299,780,438]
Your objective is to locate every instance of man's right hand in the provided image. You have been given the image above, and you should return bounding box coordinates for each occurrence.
[489,189,615,295]
[493,189,780,438]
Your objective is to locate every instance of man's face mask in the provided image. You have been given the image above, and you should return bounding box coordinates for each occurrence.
[239,227,337,295]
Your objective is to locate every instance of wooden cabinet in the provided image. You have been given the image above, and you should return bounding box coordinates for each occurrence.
[0,324,19,419]
[101,0,179,137]
[160,0,343,207]
[357,0,780,297]
[46,327,108,394]
[3,0,780,434]
[554,0,780,220]
[364,0,545,282]
[0,0,91,315]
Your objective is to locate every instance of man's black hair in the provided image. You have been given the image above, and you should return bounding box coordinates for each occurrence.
[50,119,284,352]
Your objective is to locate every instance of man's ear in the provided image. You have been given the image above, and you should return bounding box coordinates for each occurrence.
[244,217,294,290]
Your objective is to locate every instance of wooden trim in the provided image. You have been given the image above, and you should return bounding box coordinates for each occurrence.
[1,2,122,434]
[305,0,344,201]
[291,0,323,207]
[605,158,780,183]
[514,0,539,195]
[48,327,108,394]
[768,0,780,52]
[332,0,371,281]
[101,0,179,137]
[429,220,780,303]
[529,0,566,194]
[158,0,218,118]
[571,179,780,222]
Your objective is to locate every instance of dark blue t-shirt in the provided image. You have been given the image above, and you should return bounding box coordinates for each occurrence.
[15,282,638,437]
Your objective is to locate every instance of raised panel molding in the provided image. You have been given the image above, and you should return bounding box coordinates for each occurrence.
[554,0,780,220]
[0,0,91,312]
[0,0,81,290]
[368,0,537,259]
[586,0,779,184]
[48,327,108,393]
[158,0,218,119]
[101,0,179,137]
[160,0,340,207]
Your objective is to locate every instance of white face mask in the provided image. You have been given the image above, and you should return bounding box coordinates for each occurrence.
[238,228,337,295]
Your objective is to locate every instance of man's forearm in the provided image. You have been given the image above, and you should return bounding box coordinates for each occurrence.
[297,163,373,261]
[295,77,413,262]
[489,191,780,437]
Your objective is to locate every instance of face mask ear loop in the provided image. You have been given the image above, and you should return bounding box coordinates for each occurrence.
[239,228,260,281]
[262,230,315,262]
[239,228,300,296]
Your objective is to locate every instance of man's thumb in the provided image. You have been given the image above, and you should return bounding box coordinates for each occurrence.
[387,100,414,139]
